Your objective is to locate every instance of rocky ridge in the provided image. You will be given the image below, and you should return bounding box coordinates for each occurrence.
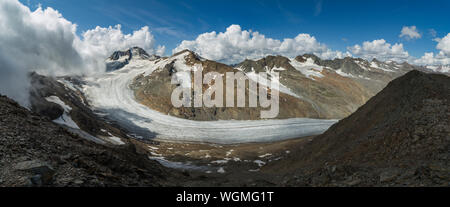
[0,95,181,186]
[264,70,450,186]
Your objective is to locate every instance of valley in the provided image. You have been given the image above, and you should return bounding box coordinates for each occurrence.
[1,47,448,187]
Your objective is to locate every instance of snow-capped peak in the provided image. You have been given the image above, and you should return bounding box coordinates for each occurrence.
[108,47,159,61]
[172,49,205,61]
[106,47,160,71]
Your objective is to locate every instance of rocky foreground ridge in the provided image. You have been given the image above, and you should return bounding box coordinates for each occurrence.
[264,70,450,186]
[0,95,182,186]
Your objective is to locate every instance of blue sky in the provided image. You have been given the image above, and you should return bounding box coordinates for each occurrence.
[21,0,450,58]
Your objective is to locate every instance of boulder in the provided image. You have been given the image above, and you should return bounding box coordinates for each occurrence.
[14,160,55,185]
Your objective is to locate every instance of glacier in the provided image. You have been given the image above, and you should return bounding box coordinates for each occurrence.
[81,51,338,144]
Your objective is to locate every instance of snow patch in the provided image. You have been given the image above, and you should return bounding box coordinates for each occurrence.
[258,153,272,158]
[148,146,159,150]
[335,69,354,78]
[254,160,266,167]
[217,167,226,173]
[45,96,72,111]
[289,58,324,80]
[108,136,125,145]
[370,62,394,72]
[225,149,234,157]
[245,69,300,98]
[211,160,229,164]
[45,96,80,129]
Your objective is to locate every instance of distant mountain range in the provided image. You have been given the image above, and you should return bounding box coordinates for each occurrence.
[26,47,449,144]
[103,47,437,120]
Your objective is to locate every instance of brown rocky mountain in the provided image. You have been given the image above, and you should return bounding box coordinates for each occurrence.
[104,47,423,121]
[235,54,429,119]
[263,70,450,186]
[131,50,317,120]
[236,55,373,119]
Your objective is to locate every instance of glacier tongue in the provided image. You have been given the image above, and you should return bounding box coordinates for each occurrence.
[82,53,337,144]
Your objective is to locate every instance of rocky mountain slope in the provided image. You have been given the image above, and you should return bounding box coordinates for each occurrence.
[236,55,429,118]
[131,50,317,120]
[29,72,130,145]
[0,94,182,187]
[264,70,450,186]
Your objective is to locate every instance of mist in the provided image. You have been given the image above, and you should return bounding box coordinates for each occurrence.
[0,0,164,107]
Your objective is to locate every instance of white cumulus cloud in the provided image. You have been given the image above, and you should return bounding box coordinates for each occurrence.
[173,24,349,64]
[0,0,163,107]
[81,25,165,59]
[436,33,450,56]
[399,26,421,40]
[414,51,450,66]
[415,33,450,65]
[347,39,410,62]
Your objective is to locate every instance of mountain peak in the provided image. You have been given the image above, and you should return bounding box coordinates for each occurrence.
[109,47,159,61]
[130,47,150,58]
[171,49,205,64]
[371,58,382,63]
[172,49,197,57]
[106,47,160,71]
[298,54,321,62]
